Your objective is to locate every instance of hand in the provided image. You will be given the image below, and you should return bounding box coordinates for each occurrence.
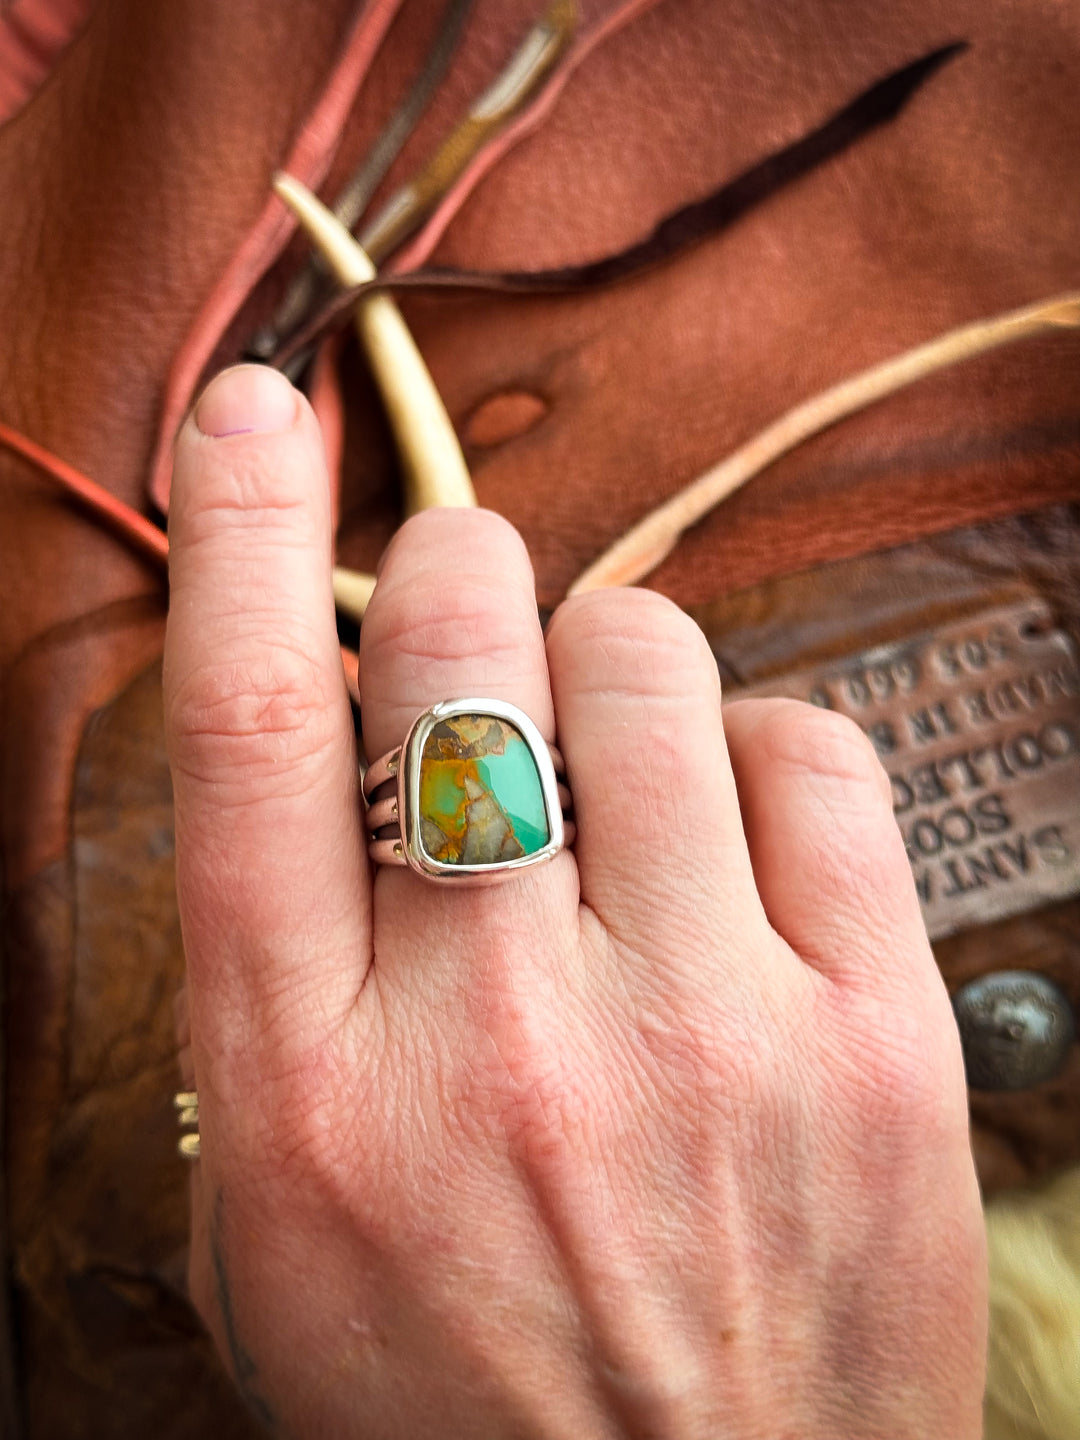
[164,365,987,1438]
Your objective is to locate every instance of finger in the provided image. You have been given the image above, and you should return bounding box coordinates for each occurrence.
[359,508,554,761]
[722,697,935,990]
[357,508,577,965]
[544,589,769,972]
[164,365,368,1065]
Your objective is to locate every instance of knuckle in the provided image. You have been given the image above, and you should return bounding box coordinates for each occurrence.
[630,1001,745,1108]
[752,701,888,795]
[455,989,592,1168]
[550,588,719,703]
[365,572,535,671]
[831,994,960,1137]
[168,638,338,788]
[214,1041,363,1198]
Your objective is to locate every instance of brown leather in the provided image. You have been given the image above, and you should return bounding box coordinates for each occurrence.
[1,0,1079,1430]
[5,644,263,1436]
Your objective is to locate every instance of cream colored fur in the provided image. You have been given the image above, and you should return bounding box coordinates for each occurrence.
[984,1166,1080,1440]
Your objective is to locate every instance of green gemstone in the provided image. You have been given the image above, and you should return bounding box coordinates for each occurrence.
[417,714,550,866]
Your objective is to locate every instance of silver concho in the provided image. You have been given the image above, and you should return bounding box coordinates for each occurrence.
[952,970,1076,1091]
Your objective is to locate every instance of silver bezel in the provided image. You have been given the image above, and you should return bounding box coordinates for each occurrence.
[398,698,565,882]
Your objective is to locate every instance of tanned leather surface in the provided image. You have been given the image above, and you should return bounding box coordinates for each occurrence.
[1,0,1078,1431]
[7,647,263,1437]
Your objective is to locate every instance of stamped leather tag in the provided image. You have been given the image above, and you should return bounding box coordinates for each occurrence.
[732,598,1080,939]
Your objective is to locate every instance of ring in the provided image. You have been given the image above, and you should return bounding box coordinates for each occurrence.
[362,699,574,883]
[174,1089,201,1160]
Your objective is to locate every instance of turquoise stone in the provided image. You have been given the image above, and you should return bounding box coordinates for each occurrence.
[417,714,550,865]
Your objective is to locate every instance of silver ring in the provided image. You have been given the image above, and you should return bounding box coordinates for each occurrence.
[363,699,574,884]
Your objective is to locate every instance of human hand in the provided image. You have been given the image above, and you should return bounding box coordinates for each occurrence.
[164,365,987,1438]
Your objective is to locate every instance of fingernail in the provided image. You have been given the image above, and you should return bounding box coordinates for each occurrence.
[195,365,299,439]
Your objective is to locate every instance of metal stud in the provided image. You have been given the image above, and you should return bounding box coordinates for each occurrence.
[952,970,1076,1091]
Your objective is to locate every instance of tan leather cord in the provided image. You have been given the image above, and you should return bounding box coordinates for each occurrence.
[568,293,1080,593]
[4,290,1078,624]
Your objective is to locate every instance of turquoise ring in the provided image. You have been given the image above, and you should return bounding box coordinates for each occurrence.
[363,699,573,883]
